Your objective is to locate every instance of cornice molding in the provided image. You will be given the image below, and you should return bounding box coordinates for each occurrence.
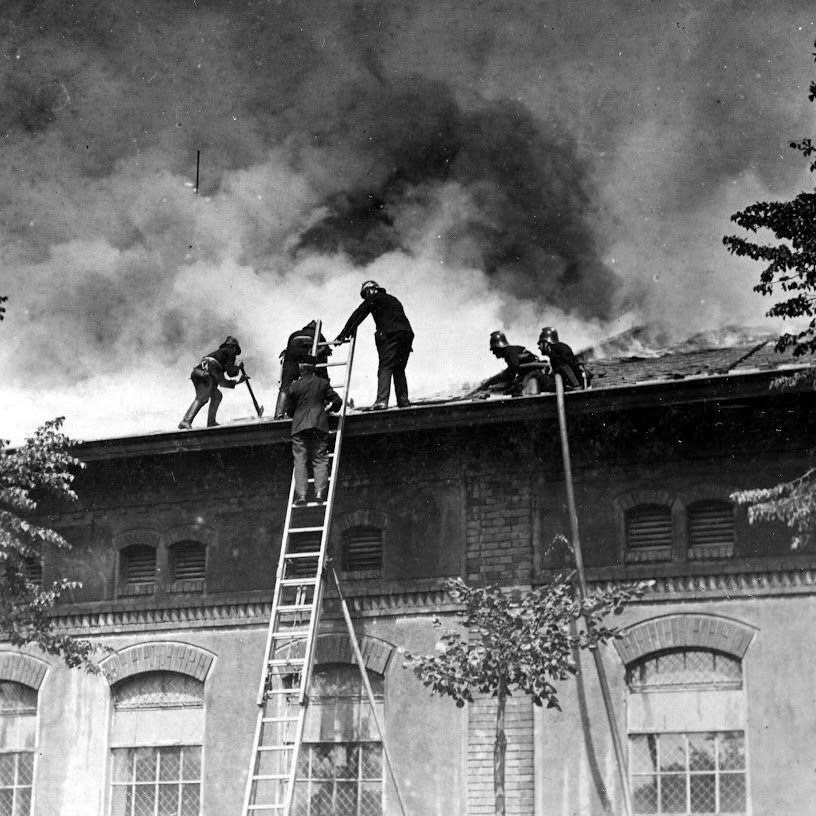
[46,562,816,635]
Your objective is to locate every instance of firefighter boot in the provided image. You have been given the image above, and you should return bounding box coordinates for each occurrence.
[371,370,391,410]
[206,388,223,427]
[179,398,206,430]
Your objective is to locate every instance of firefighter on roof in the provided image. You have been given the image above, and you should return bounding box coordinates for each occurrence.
[537,326,592,389]
[274,320,331,420]
[335,280,414,410]
[472,331,553,396]
[178,336,246,429]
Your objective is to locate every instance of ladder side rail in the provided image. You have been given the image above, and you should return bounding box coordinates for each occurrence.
[294,330,357,704]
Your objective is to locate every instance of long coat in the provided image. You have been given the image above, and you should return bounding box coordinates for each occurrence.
[285,373,342,435]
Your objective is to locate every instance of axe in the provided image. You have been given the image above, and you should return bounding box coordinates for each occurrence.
[239,363,264,417]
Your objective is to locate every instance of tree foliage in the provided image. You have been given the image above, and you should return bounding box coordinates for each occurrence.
[722,42,816,357]
[0,418,98,669]
[724,41,816,549]
[404,574,648,815]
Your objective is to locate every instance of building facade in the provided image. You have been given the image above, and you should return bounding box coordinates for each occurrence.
[2,341,814,815]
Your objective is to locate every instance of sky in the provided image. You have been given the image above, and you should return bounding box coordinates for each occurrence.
[1,0,815,444]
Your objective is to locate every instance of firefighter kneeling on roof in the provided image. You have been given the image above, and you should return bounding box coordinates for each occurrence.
[470,331,554,397]
[537,326,592,390]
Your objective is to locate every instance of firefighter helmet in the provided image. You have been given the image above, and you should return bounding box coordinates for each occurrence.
[538,326,559,347]
[220,336,242,355]
[489,330,510,350]
[360,280,381,299]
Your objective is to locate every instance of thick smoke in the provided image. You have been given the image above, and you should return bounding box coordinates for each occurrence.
[1,0,815,441]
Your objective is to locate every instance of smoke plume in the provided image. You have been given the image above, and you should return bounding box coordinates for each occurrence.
[1,0,815,441]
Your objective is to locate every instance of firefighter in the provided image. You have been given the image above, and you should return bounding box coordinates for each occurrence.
[178,336,246,429]
[285,357,343,504]
[335,280,414,410]
[472,331,552,396]
[537,327,592,389]
[273,320,331,420]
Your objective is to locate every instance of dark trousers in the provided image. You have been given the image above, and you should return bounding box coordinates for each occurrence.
[374,330,413,406]
[291,429,329,499]
[180,372,222,427]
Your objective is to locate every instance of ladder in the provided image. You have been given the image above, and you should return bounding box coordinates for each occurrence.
[241,325,357,816]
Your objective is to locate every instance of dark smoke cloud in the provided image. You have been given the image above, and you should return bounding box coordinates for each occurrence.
[1,0,815,439]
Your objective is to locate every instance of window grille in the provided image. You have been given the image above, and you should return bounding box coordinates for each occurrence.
[341,527,383,575]
[628,649,742,691]
[0,751,34,816]
[24,557,42,588]
[110,745,201,816]
[121,545,156,595]
[0,682,37,715]
[626,505,672,562]
[688,501,734,559]
[630,731,745,814]
[294,665,384,816]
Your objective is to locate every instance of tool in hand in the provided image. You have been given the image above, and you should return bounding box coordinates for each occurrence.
[239,363,264,417]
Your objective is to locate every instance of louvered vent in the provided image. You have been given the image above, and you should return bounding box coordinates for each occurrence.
[171,541,206,582]
[626,504,672,562]
[688,500,734,559]
[342,526,383,573]
[123,545,156,589]
[24,557,43,587]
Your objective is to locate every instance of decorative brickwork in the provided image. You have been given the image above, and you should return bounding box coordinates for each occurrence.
[112,529,161,550]
[0,652,48,690]
[164,524,215,547]
[614,614,756,665]
[467,694,534,816]
[274,632,395,676]
[100,641,215,685]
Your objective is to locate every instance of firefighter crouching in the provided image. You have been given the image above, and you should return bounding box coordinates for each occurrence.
[470,331,554,397]
[179,336,246,429]
[537,327,592,390]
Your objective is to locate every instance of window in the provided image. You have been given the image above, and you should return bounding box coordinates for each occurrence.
[120,545,156,597]
[23,557,42,588]
[168,541,206,594]
[341,527,383,576]
[294,664,384,816]
[626,505,672,563]
[110,672,204,816]
[687,501,734,560]
[627,648,746,815]
[0,681,37,816]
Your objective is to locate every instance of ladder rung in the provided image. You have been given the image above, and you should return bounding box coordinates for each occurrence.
[288,526,325,533]
[261,716,300,723]
[254,746,295,754]
[263,687,301,696]
[267,658,305,666]
[247,805,285,811]
[279,578,318,586]
[271,628,310,637]
[274,603,313,612]
[282,553,320,561]
[318,361,349,368]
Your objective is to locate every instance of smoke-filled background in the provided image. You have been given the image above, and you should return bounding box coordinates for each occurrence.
[1,0,815,443]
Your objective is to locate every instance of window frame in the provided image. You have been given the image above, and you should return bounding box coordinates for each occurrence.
[340,526,384,578]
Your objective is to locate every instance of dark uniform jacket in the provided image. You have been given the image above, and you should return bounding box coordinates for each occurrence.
[337,289,413,340]
[286,373,342,435]
[543,341,592,388]
[483,345,542,392]
[280,324,330,389]
[194,346,241,387]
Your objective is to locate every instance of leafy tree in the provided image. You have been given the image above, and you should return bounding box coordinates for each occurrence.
[1,418,98,669]
[723,40,816,548]
[404,574,647,816]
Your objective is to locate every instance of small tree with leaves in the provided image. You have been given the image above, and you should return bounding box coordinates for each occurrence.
[1,418,98,669]
[404,575,647,816]
[723,40,816,548]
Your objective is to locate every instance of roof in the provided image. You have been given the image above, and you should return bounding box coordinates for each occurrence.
[74,336,815,460]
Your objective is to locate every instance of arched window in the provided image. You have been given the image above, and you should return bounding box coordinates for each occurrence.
[109,672,204,816]
[0,681,37,816]
[687,500,735,560]
[627,648,746,815]
[119,545,157,597]
[168,541,206,593]
[341,527,383,576]
[626,505,672,562]
[294,664,384,815]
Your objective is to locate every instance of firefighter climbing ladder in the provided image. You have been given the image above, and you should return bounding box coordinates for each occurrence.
[241,324,406,816]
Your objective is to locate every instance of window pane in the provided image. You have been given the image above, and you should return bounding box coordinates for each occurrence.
[719,733,745,771]
[628,649,742,690]
[335,782,359,815]
[0,755,15,787]
[660,774,686,813]
[690,774,716,813]
[361,745,382,779]
[0,790,12,816]
[310,744,334,778]
[331,744,358,779]
[157,784,179,816]
[719,773,746,812]
[134,747,157,782]
[659,734,686,772]
[688,733,716,771]
[360,781,383,816]
[632,775,657,813]
[132,785,155,816]
[630,735,658,774]
[110,786,128,816]
[181,783,200,816]
[12,789,31,816]
[308,782,334,816]
[159,747,181,781]
[112,750,133,783]
[0,684,37,714]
